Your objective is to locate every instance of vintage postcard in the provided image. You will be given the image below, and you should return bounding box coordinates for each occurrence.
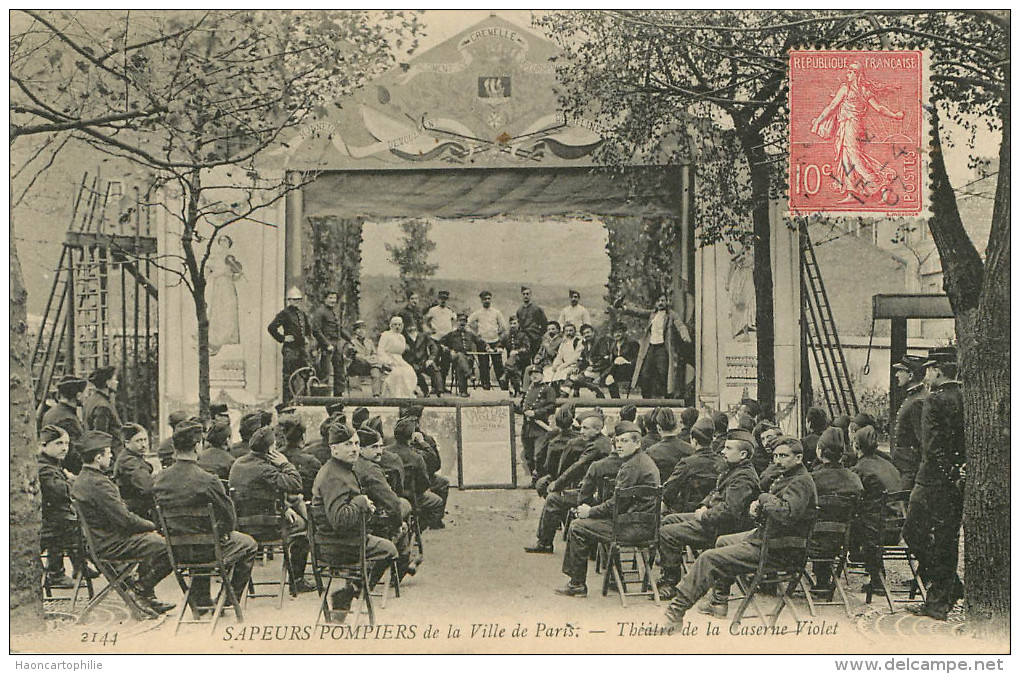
[9,9,1009,661]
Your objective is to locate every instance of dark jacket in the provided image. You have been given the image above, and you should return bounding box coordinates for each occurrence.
[621,306,690,395]
[851,454,901,535]
[699,457,760,536]
[917,381,965,487]
[82,389,123,452]
[386,441,430,502]
[353,457,402,533]
[41,401,85,474]
[398,305,423,333]
[588,450,660,543]
[152,458,237,538]
[377,450,406,495]
[311,303,350,347]
[112,450,155,519]
[521,381,557,436]
[639,432,661,452]
[304,438,331,467]
[543,428,580,478]
[811,462,864,500]
[645,436,694,482]
[556,434,612,490]
[662,445,727,513]
[749,463,818,556]
[229,440,251,460]
[500,329,532,359]
[310,458,370,544]
[70,465,156,556]
[228,452,303,502]
[268,305,316,352]
[411,430,442,478]
[440,328,486,355]
[198,446,237,483]
[515,303,548,347]
[800,434,820,469]
[404,332,439,371]
[39,453,76,538]
[281,444,322,501]
[578,454,624,506]
[892,384,927,477]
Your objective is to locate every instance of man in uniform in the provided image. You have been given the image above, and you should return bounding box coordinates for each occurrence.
[158,410,191,468]
[404,321,443,397]
[557,290,592,335]
[645,408,694,480]
[311,422,398,622]
[198,419,237,482]
[400,404,450,529]
[555,421,660,597]
[440,313,487,397]
[518,373,557,481]
[277,415,321,501]
[39,426,97,588]
[678,407,700,444]
[809,430,863,589]
[515,286,548,360]
[41,374,88,474]
[267,286,316,405]
[153,420,258,613]
[312,290,352,396]
[386,418,445,530]
[82,365,123,455]
[535,404,580,495]
[891,355,928,491]
[849,424,901,595]
[902,348,966,621]
[500,315,532,396]
[663,436,815,623]
[113,423,156,519]
[661,416,727,514]
[70,431,175,614]
[229,425,314,593]
[425,290,457,389]
[599,323,640,399]
[468,290,508,391]
[230,411,264,459]
[347,320,384,397]
[656,428,758,599]
[398,291,424,334]
[353,426,413,580]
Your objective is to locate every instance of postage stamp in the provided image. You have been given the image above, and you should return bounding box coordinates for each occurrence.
[788,50,927,217]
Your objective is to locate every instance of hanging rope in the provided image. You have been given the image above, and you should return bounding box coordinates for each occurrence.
[862,316,877,376]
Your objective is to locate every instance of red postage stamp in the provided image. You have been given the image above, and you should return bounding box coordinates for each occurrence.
[788,50,927,217]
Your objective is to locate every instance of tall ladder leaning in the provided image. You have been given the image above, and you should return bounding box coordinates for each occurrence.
[800,223,859,419]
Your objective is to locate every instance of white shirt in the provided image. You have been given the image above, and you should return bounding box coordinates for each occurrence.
[467,307,507,343]
[649,311,667,345]
[425,305,458,339]
[557,304,592,331]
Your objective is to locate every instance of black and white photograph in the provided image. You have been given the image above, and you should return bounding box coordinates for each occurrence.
[8,9,1009,660]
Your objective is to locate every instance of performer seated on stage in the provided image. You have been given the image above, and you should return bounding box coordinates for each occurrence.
[543,323,584,393]
[348,320,384,398]
[440,313,488,398]
[566,324,607,398]
[555,421,661,597]
[403,321,443,397]
[501,315,532,396]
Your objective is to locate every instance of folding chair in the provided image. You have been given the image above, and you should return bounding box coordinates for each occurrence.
[154,503,244,635]
[731,508,819,627]
[230,489,297,607]
[600,485,663,607]
[41,524,95,609]
[69,500,157,622]
[805,494,860,618]
[848,490,926,612]
[403,471,426,564]
[308,511,375,627]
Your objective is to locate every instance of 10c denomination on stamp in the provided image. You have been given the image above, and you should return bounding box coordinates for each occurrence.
[788,50,927,217]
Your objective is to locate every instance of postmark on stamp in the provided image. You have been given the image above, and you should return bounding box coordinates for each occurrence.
[788,50,927,217]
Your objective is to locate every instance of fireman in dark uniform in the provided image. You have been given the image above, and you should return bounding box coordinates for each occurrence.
[276,414,321,502]
[157,410,191,468]
[267,286,317,404]
[38,426,97,588]
[644,407,694,481]
[82,365,123,456]
[198,419,237,482]
[891,354,928,491]
[661,416,727,514]
[902,347,966,620]
[113,423,156,519]
[849,424,901,595]
[230,411,264,459]
[440,313,487,397]
[517,374,557,481]
[312,290,353,396]
[41,374,88,474]
[70,431,175,614]
[400,404,449,529]
[353,426,413,580]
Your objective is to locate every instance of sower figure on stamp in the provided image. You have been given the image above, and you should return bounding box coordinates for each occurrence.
[71,431,176,615]
[267,286,316,405]
[312,290,353,396]
[891,355,928,492]
[41,374,88,475]
[656,429,759,600]
[902,347,966,621]
[555,421,660,597]
[618,293,692,400]
[663,436,816,624]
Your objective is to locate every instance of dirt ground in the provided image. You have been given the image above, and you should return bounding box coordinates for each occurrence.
[17,486,1001,656]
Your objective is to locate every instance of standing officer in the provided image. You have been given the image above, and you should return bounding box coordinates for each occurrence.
[518,372,557,481]
[902,347,965,621]
[891,355,928,491]
[41,374,88,474]
[267,287,316,405]
[82,365,123,456]
[515,286,548,360]
[312,290,352,396]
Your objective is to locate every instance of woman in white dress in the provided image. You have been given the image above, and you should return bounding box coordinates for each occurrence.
[377,315,418,398]
[544,323,584,384]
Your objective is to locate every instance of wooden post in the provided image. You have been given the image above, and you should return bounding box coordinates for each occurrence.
[455,404,464,490]
[889,317,908,425]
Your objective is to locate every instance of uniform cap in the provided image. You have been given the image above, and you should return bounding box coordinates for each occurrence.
[275,402,296,416]
[774,436,805,456]
[818,427,845,453]
[172,419,205,451]
[854,425,878,453]
[209,403,229,417]
[712,411,730,435]
[680,407,700,428]
[353,320,366,328]
[55,375,87,397]
[399,403,424,420]
[40,425,67,445]
[569,289,580,297]
[352,407,370,429]
[249,426,276,454]
[328,422,355,444]
[892,354,927,372]
[239,412,264,441]
[619,404,637,422]
[357,427,381,447]
[325,402,346,418]
[724,429,755,446]
[79,430,114,458]
[89,365,117,388]
[922,346,957,368]
[437,290,450,298]
[614,420,642,437]
[576,409,604,424]
[286,286,304,300]
[650,407,677,432]
[691,417,715,444]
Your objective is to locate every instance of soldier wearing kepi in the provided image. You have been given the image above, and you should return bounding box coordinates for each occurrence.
[41,374,88,474]
[555,420,660,597]
[902,347,966,621]
[70,431,176,615]
[267,286,316,405]
[891,354,928,491]
[82,365,124,456]
[663,436,816,624]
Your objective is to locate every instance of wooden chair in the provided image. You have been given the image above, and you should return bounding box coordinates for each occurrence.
[805,494,860,618]
[308,511,375,627]
[69,500,158,622]
[154,503,244,635]
[600,485,663,607]
[41,524,95,609]
[731,507,819,627]
[230,489,297,607]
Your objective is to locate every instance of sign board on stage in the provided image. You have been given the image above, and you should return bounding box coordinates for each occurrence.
[459,405,515,487]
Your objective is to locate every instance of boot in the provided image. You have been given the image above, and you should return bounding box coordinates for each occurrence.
[697,588,729,618]
[554,581,588,597]
[524,541,554,554]
[656,572,680,600]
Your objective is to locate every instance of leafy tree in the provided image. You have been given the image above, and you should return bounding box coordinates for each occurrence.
[377,218,439,332]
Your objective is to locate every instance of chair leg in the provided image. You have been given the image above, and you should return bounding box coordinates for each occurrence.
[601,545,615,597]
[278,547,289,608]
[834,578,853,619]
[799,576,817,617]
[877,569,896,613]
[209,576,228,636]
[612,557,627,608]
[642,550,661,606]
[732,572,765,625]
[174,584,193,636]
[315,575,333,628]
[391,560,401,599]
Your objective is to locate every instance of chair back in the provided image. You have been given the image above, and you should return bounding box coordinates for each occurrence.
[595,475,615,504]
[610,485,662,547]
[881,490,911,546]
[154,502,226,569]
[307,507,366,570]
[762,506,820,570]
[383,468,402,496]
[808,494,859,560]
[230,488,287,544]
[69,499,103,563]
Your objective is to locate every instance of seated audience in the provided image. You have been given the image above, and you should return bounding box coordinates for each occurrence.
[114,423,156,519]
[645,408,693,478]
[198,419,236,482]
[661,416,727,514]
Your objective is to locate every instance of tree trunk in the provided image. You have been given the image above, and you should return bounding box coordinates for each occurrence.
[195,281,211,418]
[9,226,45,634]
[929,110,1010,638]
[741,131,777,418]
